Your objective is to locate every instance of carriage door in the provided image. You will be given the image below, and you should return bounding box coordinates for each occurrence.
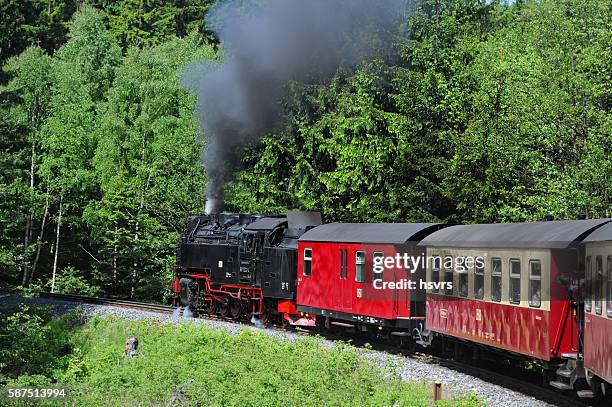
[337,247,352,310]
[333,248,344,308]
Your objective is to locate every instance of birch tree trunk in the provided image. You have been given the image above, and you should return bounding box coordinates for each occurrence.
[27,189,49,285]
[21,140,36,284]
[51,195,63,293]
[113,222,118,292]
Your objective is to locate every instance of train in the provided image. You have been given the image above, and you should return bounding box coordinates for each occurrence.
[172,212,612,401]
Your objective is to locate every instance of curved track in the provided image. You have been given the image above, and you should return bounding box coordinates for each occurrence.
[39,292,175,314]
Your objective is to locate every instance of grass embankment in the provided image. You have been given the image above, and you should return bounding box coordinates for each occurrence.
[0,305,482,406]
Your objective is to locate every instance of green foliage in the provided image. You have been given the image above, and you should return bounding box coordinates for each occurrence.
[447,0,612,222]
[1,0,610,296]
[0,0,79,71]
[2,312,482,406]
[0,305,77,379]
[45,266,102,296]
[83,34,213,298]
[0,46,54,285]
[92,0,217,49]
[227,0,610,223]
[1,1,215,71]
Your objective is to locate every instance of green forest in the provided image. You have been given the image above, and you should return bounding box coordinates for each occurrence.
[1,0,610,301]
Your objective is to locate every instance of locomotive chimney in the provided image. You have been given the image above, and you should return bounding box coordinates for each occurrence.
[204,198,224,215]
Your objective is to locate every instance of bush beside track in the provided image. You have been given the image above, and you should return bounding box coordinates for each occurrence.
[0,303,482,406]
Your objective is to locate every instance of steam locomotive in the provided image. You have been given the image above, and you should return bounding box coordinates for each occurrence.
[172,211,321,325]
[171,213,612,401]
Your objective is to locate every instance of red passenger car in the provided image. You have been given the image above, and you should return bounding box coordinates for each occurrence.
[420,219,610,390]
[583,221,612,398]
[296,223,440,337]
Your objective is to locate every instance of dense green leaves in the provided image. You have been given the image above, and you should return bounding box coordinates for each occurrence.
[0,0,610,297]
[227,0,610,223]
[86,35,214,297]
[1,6,212,298]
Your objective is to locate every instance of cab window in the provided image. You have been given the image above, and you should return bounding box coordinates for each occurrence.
[373,251,384,281]
[458,258,468,298]
[431,265,440,293]
[444,265,454,296]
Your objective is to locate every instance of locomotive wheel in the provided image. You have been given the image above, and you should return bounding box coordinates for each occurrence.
[208,300,218,316]
[229,300,243,320]
[260,303,272,325]
[219,301,230,318]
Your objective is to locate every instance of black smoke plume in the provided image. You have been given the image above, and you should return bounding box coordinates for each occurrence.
[184,0,407,213]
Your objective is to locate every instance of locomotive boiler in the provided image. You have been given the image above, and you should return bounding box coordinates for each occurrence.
[172,210,321,325]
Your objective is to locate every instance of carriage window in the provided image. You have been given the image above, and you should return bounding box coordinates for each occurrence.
[607,256,612,318]
[303,248,312,277]
[431,265,440,293]
[595,256,603,315]
[529,260,542,308]
[474,262,484,300]
[509,259,521,304]
[457,257,468,298]
[444,266,454,295]
[373,251,384,281]
[586,256,592,312]
[491,257,502,302]
[355,251,366,283]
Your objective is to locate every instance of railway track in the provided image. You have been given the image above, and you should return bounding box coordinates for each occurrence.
[34,292,593,407]
[414,353,591,407]
[39,292,175,314]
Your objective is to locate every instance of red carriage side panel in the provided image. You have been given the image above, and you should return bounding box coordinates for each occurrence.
[297,241,417,322]
[426,294,551,359]
[421,220,611,363]
[425,249,579,361]
[585,314,612,385]
[296,223,440,330]
[583,224,612,387]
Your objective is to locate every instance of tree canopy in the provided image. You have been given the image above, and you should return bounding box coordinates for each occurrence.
[0,0,609,298]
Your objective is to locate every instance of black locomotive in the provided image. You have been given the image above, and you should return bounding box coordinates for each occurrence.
[172,211,321,324]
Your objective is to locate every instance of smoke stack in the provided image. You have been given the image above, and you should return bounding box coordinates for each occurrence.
[205,199,224,215]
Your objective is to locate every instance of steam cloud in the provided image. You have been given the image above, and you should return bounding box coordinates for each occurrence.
[184,0,407,213]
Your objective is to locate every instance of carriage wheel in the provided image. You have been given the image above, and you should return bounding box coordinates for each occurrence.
[230,300,243,320]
